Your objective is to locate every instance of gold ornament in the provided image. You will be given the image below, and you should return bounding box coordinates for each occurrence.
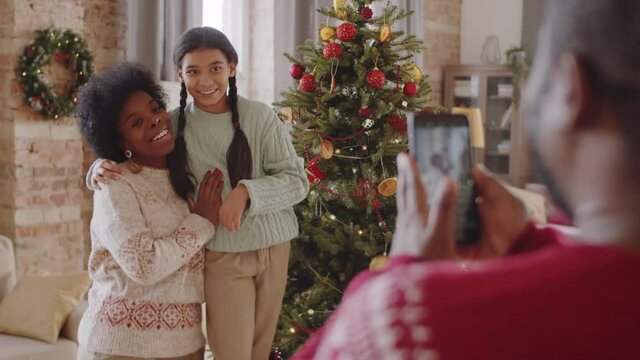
[333,0,347,18]
[320,140,335,160]
[369,254,389,271]
[407,63,424,81]
[380,24,391,42]
[378,177,398,196]
[320,26,335,42]
[280,107,294,124]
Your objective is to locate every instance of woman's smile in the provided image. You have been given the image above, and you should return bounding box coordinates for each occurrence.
[150,127,171,142]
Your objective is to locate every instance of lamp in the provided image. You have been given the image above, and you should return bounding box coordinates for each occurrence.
[452,107,485,148]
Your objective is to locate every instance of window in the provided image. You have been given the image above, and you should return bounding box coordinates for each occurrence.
[202,0,225,30]
[202,0,249,96]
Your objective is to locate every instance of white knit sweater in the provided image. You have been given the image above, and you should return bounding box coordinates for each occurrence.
[169,96,309,252]
[78,166,215,358]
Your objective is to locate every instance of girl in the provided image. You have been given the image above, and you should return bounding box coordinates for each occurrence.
[77,62,224,360]
[90,28,309,360]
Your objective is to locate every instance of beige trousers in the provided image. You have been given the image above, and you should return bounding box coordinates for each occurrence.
[77,348,205,360]
[204,241,291,360]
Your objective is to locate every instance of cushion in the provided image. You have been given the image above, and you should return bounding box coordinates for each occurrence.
[0,333,77,360]
[0,272,91,344]
[60,300,88,343]
[0,236,16,301]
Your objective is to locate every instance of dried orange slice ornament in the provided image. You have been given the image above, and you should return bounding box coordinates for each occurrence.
[369,254,389,271]
[320,140,335,160]
[378,177,397,196]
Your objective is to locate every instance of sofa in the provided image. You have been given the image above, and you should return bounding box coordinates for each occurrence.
[0,184,570,360]
[0,235,88,360]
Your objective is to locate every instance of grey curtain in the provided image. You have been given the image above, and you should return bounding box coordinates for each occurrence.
[273,0,331,100]
[273,0,423,102]
[127,0,203,81]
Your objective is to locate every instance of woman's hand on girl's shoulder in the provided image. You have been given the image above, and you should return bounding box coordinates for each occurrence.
[190,169,224,226]
[219,185,249,233]
[92,159,122,190]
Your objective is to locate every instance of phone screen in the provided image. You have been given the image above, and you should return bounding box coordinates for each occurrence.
[409,114,480,245]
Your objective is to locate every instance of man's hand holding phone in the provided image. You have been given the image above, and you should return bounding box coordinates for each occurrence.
[390,153,458,260]
[390,153,529,262]
[469,164,530,259]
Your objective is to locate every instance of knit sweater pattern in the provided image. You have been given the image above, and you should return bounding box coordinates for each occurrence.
[170,96,309,252]
[78,166,215,358]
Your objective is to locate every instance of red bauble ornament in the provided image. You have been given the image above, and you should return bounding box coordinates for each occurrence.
[299,74,316,92]
[336,22,357,42]
[289,63,305,80]
[386,114,407,133]
[366,68,386,89]
[359,106,373,118]
[361,6,373,21]
[403,82,418,97]
[323,42,343,59]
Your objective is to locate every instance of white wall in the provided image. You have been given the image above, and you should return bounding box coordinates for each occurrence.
[460,0,523,64]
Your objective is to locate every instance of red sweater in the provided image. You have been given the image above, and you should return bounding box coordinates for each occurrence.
[293,224,640,359]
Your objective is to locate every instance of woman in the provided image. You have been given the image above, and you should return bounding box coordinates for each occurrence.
[76,62,223,360]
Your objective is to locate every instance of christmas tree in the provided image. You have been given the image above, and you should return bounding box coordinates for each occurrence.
[274,0,437,356]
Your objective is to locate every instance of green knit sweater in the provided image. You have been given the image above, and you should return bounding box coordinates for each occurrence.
[169,96,309,252]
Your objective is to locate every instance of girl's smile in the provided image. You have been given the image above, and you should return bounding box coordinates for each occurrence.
[197,89,217,95]
[178,48,236,114]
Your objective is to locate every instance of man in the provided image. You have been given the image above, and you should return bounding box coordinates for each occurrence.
[293,0,640,359]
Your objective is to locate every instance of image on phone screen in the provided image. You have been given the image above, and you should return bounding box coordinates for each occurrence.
[410,114,479,244]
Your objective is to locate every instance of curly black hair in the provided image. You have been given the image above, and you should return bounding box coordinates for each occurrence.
[77,62,167,163]
[77,63,194,199]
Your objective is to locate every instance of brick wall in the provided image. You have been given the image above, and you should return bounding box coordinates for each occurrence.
[80,0,127,268]
[0,0,460,275]
[0,0,125,275]
[423,0,462,105]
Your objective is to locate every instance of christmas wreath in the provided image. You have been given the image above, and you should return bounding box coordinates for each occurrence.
[16,28,93,120]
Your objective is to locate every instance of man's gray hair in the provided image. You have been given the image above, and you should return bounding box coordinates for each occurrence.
[543,0,640,172]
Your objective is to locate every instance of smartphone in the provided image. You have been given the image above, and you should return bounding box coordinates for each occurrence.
[407,113,480,245]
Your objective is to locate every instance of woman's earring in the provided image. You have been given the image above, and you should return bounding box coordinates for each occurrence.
[124,149,133,159]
